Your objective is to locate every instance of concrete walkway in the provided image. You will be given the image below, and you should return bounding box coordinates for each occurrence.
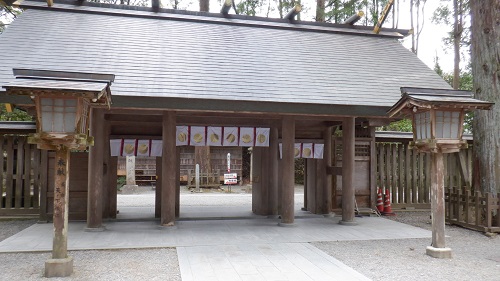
[0,215,430,281]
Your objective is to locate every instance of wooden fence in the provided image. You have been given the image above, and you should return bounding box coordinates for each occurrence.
[446,188,500,233]
[1,135,47,215]
[376,142,473,209]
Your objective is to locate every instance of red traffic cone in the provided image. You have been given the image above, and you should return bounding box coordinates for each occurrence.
[376,188,384,213]
[382,189,396,216]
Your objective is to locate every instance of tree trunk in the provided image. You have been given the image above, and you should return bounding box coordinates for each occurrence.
[199,0,209,12]
[316,0,325,22]
[471,0,500,194]
[452,0,461,90]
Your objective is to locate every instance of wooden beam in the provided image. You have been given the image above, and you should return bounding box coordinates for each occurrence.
[285,4,301,20]
[220,0,231,15]
[342,11,364,25]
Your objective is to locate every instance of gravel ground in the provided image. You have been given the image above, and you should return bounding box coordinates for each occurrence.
[313,211,500,281]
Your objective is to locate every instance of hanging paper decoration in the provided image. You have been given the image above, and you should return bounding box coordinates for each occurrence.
[150,140,162,157]
[176,126,189,146]
[239,127,254,147]
[207,126,222,146]
[223,127,239,146]
[302,143,313,159]
[314,143,324,159]
[122,139,136,157]
[190,126,206,146]
[255,128,270,147]
[294,143,302,159]
[110,139,122,157]
[137,139,151,157]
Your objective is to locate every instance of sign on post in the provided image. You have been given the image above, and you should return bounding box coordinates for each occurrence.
[224,173,238,185]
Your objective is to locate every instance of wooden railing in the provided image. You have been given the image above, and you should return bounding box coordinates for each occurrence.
[376,142,473,208]
[1,135,47,216]
[446,188,500,233]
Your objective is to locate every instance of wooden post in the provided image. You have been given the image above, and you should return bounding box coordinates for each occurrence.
[161,111,176,227]
[102,121,111,218]
[251,147,262,214]
[280,116,295,225]
[45,145,73,277]
[155,157,162,218]
[268,127,279,216]
[86,108,104,230]
[176,147,180,218]
[306,158,317,212]
[323,126,333,215]
[340,117,356,225]
[426,151,452,258]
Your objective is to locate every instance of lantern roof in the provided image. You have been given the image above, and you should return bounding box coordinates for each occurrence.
[388,87,494,117]
[2,68,114,107]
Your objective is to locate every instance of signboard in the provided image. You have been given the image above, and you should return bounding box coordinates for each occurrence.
[224,173,238,185]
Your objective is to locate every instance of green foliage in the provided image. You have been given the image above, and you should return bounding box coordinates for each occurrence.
[0,6,22,34]
[378,118,413,132]
[237,0,264,16]
[294,158,304,184]
[117,176,126,190]
[0,104,33,121]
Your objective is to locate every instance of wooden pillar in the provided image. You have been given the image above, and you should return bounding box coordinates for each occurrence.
[303,159,308,211]
[155,157,161,218]
[306,158,317,212]
[369,127,377,209]
[161,111,176,226]
[340,117,356,225]
[252,147,263,214]
[45,145,73,277]
[176,148,180,218]
[51,146,70,259]
[321,126,333,215]
[426,151,452,258]
[280,116,295,225]
[86,108,104,230]
[108,157,118,219]
[268,127,279,216]
[102,121,110,219]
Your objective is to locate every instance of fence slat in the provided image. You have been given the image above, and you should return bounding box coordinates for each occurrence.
[15,137,25,208]
[412,149,418,204]
[23,140,32,208]
[5,137,14,208]
[391,144,397,203]
[0,136,4,209]
[405,144,411,204]
[398,144,405,204]
[386,144,391,197]
[418,153,424,203]
[425,153,431,203]
[32,147,40,208]
[474,191,480,226]
[379,144,385,191]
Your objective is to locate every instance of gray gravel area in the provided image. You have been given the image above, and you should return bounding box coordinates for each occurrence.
[0,219,37,242]
[0,248,180,281]
[313,211,500,281]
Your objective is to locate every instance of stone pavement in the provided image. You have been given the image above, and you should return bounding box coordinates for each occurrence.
[0,189,433,280]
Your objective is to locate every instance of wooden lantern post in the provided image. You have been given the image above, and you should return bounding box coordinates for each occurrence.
[388,87,493,259]
[3,71,113,277]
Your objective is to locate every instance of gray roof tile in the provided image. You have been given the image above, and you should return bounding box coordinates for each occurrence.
[0,1,451,116]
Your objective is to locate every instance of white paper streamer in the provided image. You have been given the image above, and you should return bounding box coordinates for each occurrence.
[190,126,206,146]
[255,128,270,147]
[176,126,189,146]
[110,139,122,157]
[239,127,254,147]
[122,139,136,157]
[294,143,302,159]
[223,127,239,146]
[136,139,150,157]
[302,143,313,159]
[207,127,222,146]
[313,143,324,159]
[150,140,162,157]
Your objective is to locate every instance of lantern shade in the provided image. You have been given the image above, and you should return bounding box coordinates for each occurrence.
[388,87,494,153]
[2,69,114,150]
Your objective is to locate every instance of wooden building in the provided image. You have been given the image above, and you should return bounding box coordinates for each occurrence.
[0,0,452,227]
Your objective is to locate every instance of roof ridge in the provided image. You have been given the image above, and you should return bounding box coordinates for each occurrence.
[18,0,409,39]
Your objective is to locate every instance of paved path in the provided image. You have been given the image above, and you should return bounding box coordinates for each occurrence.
[0,191,432,280]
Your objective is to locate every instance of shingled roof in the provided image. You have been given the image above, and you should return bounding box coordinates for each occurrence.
[0,0,451,117]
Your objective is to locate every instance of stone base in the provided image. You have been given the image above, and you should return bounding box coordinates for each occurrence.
[45,256,73,278]
[323,213,335,218]
[158,222,177,230]
[339,220,358,226]
[278,222,296,227]
[120,184,140,194]
[84,226,106,232]
[426,246,452,259]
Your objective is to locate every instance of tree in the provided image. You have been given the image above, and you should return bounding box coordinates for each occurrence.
[432,0,470,90]
[409,0,427,55]
[470,0,500,194]
[0,4,21,34]
[0,104,32,121]
[199,0,209,12]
